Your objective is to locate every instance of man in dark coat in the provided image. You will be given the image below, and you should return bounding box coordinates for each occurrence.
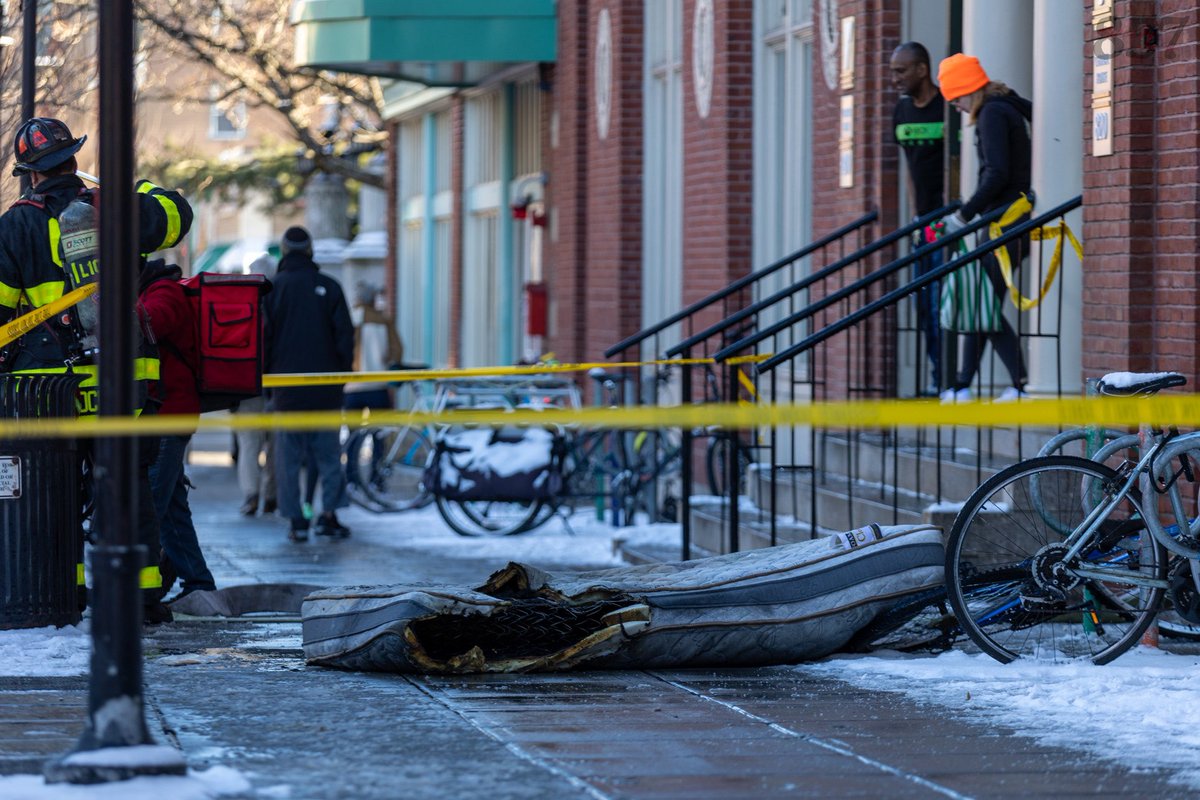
[264,226,354,541]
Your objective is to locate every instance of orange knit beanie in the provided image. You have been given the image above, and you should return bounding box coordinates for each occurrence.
[938,54,989,101]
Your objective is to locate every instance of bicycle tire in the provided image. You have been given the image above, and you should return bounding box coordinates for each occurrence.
[1035,428,1132,459]
[434,495,545,537]
[630,429,682,522]
[946,456,1166,664]
[705,433,751,496]
[352,426,433,511]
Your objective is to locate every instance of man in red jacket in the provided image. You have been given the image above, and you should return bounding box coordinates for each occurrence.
[138,259,216,599]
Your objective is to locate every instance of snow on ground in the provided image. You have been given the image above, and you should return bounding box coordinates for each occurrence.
[0,766,251,800]
[0,624,90,677]
[804,646,1200,790]
[365,501,647,569]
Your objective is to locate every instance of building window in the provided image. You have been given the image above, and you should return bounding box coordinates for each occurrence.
[209,87,247,140]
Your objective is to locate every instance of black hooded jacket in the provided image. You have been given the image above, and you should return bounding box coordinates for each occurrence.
[960,92,1033,221]
[264,250,354,411]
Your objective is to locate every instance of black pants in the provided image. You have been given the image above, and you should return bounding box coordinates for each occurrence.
[81,434,164,607]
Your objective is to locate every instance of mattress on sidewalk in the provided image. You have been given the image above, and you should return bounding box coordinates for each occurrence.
[301,524,944,674]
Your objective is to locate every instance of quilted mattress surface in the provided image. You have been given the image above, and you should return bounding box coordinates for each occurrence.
[301,524,944,673]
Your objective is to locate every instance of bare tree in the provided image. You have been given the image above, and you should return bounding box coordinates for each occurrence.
[133,0,385,198]
[0,1,98,207]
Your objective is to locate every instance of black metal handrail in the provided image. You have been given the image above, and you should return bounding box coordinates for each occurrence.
[756,195,1082,373]
[603,210,877,358]
[666,203,959,359]
[710,202,1006,362]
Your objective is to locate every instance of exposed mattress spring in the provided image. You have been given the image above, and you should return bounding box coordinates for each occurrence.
[409,596,634,661]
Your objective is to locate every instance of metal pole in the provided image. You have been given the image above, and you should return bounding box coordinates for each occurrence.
[45,0,183,782]
[19,0,35,195]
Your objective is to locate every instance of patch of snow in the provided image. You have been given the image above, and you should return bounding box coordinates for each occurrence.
[0,625,90,677]
[803,647,1200,790]
[0,765,251,799]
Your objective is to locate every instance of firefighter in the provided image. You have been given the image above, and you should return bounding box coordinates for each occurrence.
[0,117,194,623]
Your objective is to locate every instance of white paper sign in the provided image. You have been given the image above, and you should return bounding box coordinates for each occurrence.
[0,456,21,499]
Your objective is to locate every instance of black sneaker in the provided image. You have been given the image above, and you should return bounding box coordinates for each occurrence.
[144,602,174,626]
[288,518,310,543]
[314,513,351,538]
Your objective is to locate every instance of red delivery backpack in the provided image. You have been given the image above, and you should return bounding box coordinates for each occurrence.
[176,272,272,412]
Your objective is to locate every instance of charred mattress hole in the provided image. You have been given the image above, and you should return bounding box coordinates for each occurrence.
[409,596,634,661]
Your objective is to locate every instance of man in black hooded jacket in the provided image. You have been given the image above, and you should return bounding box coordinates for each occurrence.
[264,226,354,541]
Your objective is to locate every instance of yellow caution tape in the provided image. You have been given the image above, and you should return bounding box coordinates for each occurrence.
[0,283,97,349]
[989,195,1083,312]
[263,355,772,388]
[2,395,1200,439]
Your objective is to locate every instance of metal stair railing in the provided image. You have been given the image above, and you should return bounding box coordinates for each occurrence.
[602,211,878,560]
[727,195,1081,546]
[662,204,961,558]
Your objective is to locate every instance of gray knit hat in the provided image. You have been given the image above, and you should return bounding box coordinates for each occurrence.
[280,226,313,256]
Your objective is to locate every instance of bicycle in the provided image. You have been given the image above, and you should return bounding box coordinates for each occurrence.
[1031,407,1200,642]
[343,364,436,513]
[944,371,1200,663]
[430,369,677,536]
[427,373,591,537]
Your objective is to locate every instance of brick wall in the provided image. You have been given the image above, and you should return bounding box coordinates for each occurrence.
[582,0,644,362]
[809,0,903,399]
[1082,1,1200,378]
[545,0,590,364]
[680,0,755,343]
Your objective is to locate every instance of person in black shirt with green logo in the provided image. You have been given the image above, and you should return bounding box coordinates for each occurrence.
[891,41,945,394]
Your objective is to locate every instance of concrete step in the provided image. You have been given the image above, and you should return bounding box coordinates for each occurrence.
[688,498,814,554]
[806,432,1010,504]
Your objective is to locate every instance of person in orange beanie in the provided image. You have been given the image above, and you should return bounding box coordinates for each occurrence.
[935,54,1032,403]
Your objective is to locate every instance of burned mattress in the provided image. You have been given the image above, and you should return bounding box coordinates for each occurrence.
[301,524,944,673]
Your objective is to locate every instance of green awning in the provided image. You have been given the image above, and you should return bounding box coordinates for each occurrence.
[192,242,232,274]
[292,0,556,87]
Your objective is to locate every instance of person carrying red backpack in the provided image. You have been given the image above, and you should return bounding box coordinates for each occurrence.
[138,259,216,599]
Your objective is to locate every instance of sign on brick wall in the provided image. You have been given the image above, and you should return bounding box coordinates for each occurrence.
[839,95,854,187]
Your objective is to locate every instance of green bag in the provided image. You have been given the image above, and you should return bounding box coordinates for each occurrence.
[939,241,1002,333]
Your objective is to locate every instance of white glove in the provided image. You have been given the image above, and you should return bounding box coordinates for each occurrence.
[940,212,968,237]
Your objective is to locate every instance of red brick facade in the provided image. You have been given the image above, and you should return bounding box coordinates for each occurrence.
[581,0,644,362]
[680,0,755,334]
[1083,1,1200,379]
[545,0,591,364]
[810,0,903,398]
[379,2,1200,389]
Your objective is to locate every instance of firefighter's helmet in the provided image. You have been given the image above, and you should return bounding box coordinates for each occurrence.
[12,117,86,177]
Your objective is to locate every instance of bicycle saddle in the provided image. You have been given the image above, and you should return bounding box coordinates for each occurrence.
[1096,371,1187,397]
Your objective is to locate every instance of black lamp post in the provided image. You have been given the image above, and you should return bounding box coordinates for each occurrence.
[43,0,185,784]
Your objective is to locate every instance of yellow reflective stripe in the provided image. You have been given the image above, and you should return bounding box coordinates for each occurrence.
[138,183,182,250]
[77,563,85,587]
[135,357,160,381]
[48,217,61,267]
[139,565,162,590]
[0,280,20,309]
[24,280,64,307]
[13,359,156,381]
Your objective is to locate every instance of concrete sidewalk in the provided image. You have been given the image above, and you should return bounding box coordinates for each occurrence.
[1,431,1195,798]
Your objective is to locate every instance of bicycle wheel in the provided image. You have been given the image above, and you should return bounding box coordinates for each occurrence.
[705,433,751,496]
[622,429,682,523]
[354,426,433,510]
[1036,428,1132,459]
[946,456,1166,664]
[434,495,545,537]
